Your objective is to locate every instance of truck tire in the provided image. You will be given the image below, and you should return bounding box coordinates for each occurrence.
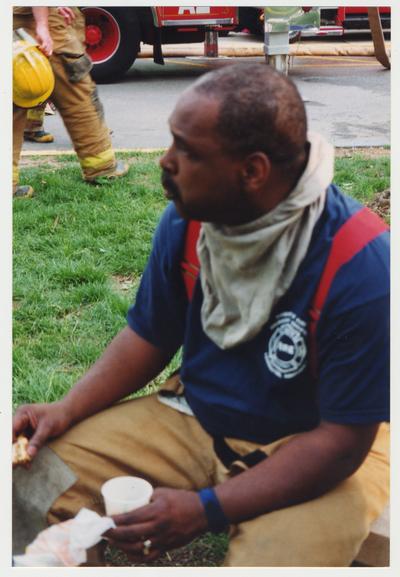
[82,7,141,83]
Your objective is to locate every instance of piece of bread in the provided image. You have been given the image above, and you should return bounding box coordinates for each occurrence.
[12,435,31,465]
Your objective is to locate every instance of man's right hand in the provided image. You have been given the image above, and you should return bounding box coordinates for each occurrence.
[32,7,53,57]
[35,23,53,57]
[12,401,73,463]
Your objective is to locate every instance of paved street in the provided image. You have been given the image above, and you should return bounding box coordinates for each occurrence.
[22,37,391,153]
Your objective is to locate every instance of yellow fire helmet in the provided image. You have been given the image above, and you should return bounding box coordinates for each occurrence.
[13,39,55,108]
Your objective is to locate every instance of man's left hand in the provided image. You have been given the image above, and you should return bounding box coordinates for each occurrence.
[106,488,208,562]
[57,7,76,25]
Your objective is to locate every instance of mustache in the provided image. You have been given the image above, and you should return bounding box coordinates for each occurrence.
[161,170,181,199]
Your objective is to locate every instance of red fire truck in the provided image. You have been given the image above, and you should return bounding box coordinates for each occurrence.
[303,6,391,37]
[236,6,391,38]
[81,6,238,82]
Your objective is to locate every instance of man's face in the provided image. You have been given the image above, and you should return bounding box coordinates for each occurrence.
[160,90,249,224]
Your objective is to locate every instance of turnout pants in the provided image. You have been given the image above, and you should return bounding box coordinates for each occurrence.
[25,103,46,134]
[13,105,27,189]
[13,8,115,189]
[13,385,390,567]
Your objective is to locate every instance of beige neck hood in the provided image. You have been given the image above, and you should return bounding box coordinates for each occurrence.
[197,132,334,349]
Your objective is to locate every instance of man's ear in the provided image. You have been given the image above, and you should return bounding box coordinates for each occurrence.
[241,152,271,193]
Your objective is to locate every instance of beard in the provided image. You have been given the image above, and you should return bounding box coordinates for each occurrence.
[161,170,181,201]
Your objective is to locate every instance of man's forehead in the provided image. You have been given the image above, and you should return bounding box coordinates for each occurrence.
[169,90,220,135]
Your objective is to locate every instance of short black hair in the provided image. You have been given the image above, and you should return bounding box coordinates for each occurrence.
[193,63,307,170]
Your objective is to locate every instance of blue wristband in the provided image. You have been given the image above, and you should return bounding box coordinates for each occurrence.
[198,487,229,533]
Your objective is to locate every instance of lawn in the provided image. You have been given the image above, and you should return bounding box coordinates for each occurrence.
[14,152,168,407]
[13,149,390,566]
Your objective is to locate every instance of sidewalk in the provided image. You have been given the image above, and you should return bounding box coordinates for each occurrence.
[138,32,391,59]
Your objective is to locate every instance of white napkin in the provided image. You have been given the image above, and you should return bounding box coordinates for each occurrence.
[13,508,116,567]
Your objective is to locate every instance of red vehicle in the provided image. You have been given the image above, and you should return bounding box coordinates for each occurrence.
[303,6,391,36]
[82,6,238,82]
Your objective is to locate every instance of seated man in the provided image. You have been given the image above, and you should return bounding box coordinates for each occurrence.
[13,62,389,567]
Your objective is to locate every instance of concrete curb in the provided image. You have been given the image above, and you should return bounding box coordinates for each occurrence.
[289,41,390,57]
[137,39,391,59]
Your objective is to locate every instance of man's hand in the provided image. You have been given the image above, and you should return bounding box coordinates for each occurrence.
[32,7,53,56]
[35,22,53,57]
[106,488,208,562]
[57,7,76,26]
[12,401,73,464]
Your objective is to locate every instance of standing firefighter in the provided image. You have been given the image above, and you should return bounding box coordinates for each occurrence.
[13,6,128,198]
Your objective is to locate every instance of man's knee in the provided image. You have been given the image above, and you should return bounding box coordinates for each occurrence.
[224,484,371,567]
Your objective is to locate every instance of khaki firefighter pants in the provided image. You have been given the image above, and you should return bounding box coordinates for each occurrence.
[13,387,390,567]
[12,104,47,187]
[13,8,115,189]
[13,105,27,189]
[25,103,46,133]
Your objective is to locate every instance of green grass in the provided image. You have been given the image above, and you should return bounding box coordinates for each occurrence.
[334,154,390,205]
[13,152,169,406]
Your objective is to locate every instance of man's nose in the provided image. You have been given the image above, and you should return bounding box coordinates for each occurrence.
[159,145,177,174]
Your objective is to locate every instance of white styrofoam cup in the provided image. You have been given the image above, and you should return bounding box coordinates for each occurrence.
[101,476,153,516]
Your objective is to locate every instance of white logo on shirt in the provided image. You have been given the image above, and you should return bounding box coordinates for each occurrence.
[264,312,307,379]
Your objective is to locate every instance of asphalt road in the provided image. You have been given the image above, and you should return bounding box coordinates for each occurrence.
[22,49,390,153]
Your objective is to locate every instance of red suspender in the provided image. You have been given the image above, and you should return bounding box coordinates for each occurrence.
[308,207,388,377]
[181,207,388,377]
[181,220,201,300]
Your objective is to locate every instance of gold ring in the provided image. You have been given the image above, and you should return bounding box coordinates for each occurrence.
[143,539,152,556]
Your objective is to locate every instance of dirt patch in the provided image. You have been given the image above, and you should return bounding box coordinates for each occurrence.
[110,275,136,294]
[105,532,228,567]
[19,155,74,169]
[335,147,390,158]
[366,188,390,221]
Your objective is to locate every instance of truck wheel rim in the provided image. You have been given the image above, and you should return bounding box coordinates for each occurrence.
[83,7,121,64]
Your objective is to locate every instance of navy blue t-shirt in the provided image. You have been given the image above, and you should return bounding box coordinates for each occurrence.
[128,185,390,444]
